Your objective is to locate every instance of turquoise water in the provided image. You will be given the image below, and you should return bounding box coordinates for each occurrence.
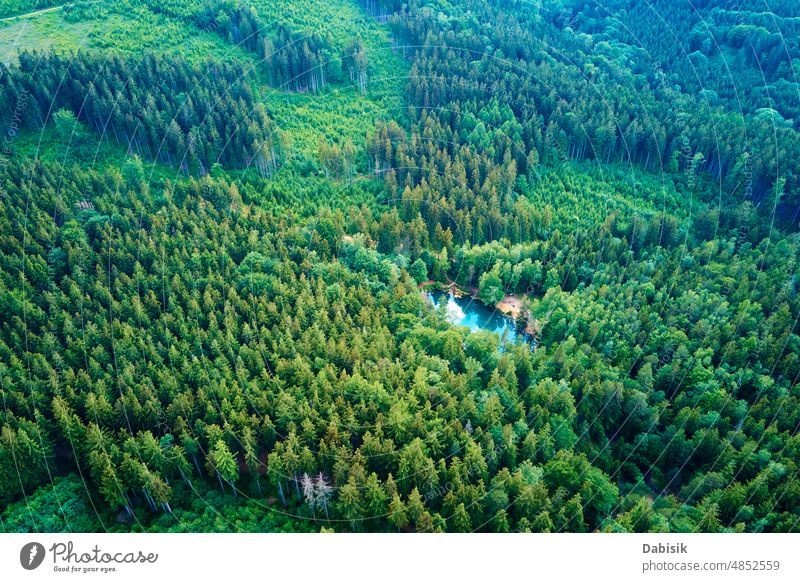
[426,290,534,347]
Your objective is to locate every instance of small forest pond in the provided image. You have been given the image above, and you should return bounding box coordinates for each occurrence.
[426,290,535,348]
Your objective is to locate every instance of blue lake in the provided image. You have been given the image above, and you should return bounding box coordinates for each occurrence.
[426,290,534,347]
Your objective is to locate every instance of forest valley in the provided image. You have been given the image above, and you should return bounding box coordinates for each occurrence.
[0,0,799,532]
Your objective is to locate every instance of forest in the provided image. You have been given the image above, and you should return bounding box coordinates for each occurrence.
[0,0,798,533]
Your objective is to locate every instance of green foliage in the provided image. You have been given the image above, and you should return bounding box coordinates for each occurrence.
[1,475,103,533]
[0,0,54,20]
[1,0,799,535]
[1,51,282,174]
[558,0,800,123]
[0,3,253,66]
[478,265,505,305]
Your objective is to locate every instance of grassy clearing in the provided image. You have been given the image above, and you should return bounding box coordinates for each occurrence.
[255,0,408,168]
[264,77,404,165]
[0,11,89,62]
[0,0,58,20]
[252,0,408,87]
[9,118,176,185]
[3,0,410,212]
[0,8,254,65]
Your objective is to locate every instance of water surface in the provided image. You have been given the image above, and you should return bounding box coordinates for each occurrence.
[426,290,534,347]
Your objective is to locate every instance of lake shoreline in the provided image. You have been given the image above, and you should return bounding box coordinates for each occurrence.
[423,286,537,347]
[420,280,538,339]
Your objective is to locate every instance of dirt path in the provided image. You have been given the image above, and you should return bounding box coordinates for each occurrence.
[495,294,523,318]
[0,4,64,23]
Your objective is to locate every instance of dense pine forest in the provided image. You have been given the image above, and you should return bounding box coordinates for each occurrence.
[0,0,798,533]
